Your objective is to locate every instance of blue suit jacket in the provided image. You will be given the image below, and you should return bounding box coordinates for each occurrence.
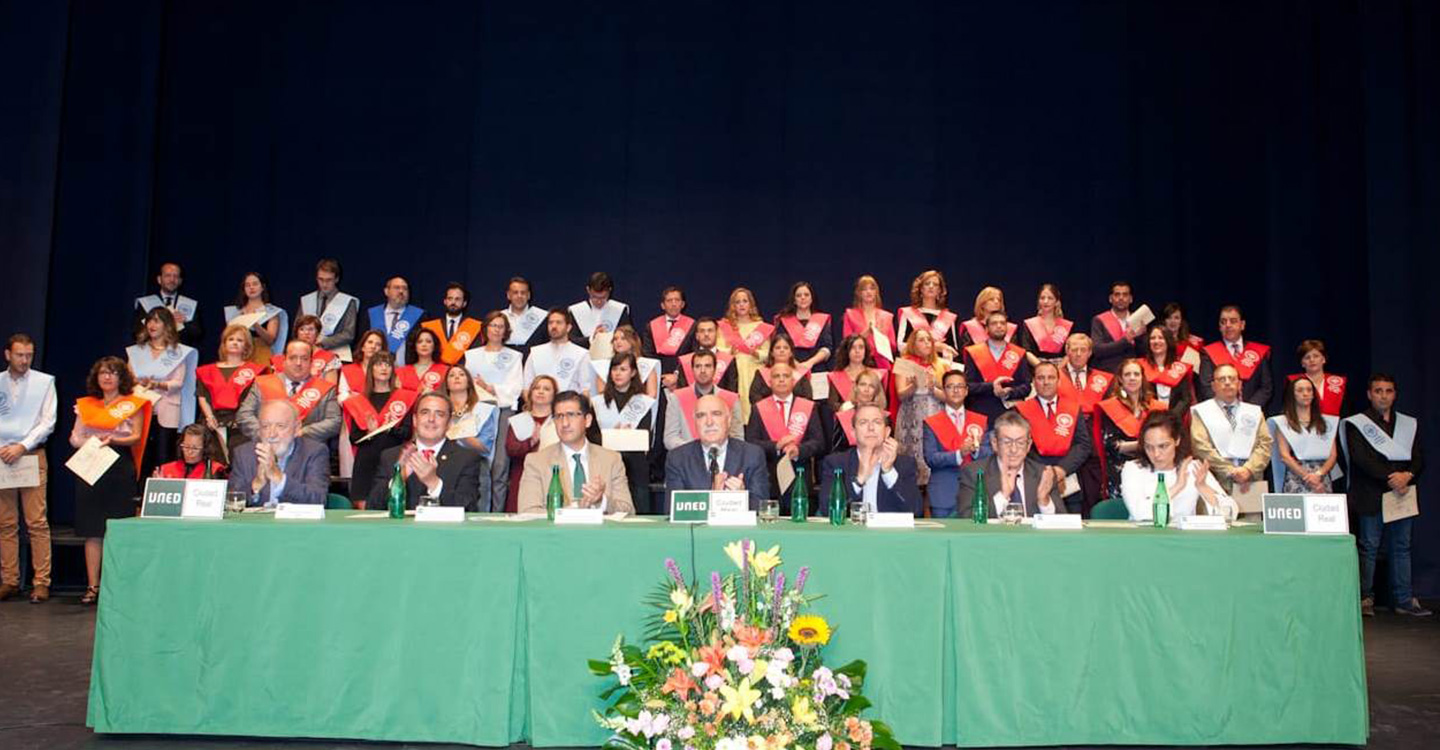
[819,450,920,514]
[664,438,770,510]
[922,421,994,514]
[227,437,330,506]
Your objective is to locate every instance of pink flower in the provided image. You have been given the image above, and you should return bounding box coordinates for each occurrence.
[817,733,834,750]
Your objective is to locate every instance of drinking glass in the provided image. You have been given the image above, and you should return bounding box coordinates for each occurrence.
[225,491,248,516]
[759,499,780,523]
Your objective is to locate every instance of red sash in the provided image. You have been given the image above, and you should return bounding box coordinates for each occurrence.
[674,386,739,439]
[924,409,988,460]
[1176,334,1205,358]
[1288,373,1346,416]
[75,395,152,475]
[1099,397,1153,440]
[961,318,1016,344]
[342,388,418,432]
[1055,368,1112,415]
[827,370,855,403]
[1203,341,1271,381]
[756,364,811,390]
[649,315,694,356]
[679,351,733,386]
[1023,316,1073,354]
[754,396,816,443]
[157,460,227,479]
[254,374,336,421]
[836,409,857,446]
[340,363,365,395]
[964,342,1025,382]
[1095,310,1128,343]
[1015,397,1080,456]
[842,308,896,365]
[397,363,450,393]
[1140,358,1192,388]
[778,313,831,349]
[899,307,958,344]
[197,362,264,411]
[718,320,774,356]
[421,318,483,366]
[270,349,335,381]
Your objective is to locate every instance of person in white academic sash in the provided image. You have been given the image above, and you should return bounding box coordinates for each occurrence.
[1189,364,1272,495]
[593,353,655,512]
[523,308,592,395]
[465,311,524,411]
[367,276,424,365]
[0,334,57,603]
[1267,376,1339,493]
[296,258,359,359]
[568,272,632,350]
[503,375,557,513]
[591,325,659,399]
[127,307,198,479]
[223,271,289,365]
[501,276,549,357]
[445,367,498,511]
[133,261,203,349]
[1121,411,1237,522]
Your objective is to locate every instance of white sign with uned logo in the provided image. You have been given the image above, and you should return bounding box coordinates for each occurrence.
[1262,493,1349,535]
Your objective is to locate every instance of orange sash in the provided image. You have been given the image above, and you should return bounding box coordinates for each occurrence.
[197,362,265,411]
[254,374,336,421]
[343,388,418,433]
[75,395,152,474]
[397,363,450,393]
[754,396,815,443]
[965,342,1025,382]
[421,318,483,365]
[1023,316,1073,354]
[1203,341,1271,381]
[1140,358,1191,389]
[924,409,988,459]
[269,349,335,380]
[1288,373,1345,416]
[961,318,1016,344]
[778,313,831,349]
[718,320,774,356]
[679,351,733,386]
[674,386,739,439]
[1015,397,1080,456]
[340,363,365,395]
[1055,368,1112,414]
[649,315,694,356]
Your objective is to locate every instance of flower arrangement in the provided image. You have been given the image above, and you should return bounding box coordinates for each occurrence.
[589,540,899,750]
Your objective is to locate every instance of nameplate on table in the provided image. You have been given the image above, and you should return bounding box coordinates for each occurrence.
[708,510,757,527]
[275,503,326,520]
[1262,493,1349,535]
[866,512,915,529]
[668,490,752,524]
[140,478,227,519]
[1032,513,1084,530]
[1176,515,1229,531]
[554,507,604,525]
[415,505,465,523]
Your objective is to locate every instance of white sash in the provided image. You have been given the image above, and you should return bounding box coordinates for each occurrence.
[1267,414,1341,490]
[568,299,627,338]
[1344,413,1416,461]
[224,304,290,352]
[594,394,654,429]
[1192,399,1261,461]
[505,306,546,345]
[509,411,536,441]
[126,343,199,427]
[464,347,523,410]
[529,342,589,393]
[591,356,658,386]
[138,294,198,329]
[0,371,54,444]
[301,291,355,336]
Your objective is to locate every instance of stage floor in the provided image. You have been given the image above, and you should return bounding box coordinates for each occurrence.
[2,593,1436,750]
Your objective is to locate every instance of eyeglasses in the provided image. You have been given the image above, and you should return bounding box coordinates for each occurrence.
[553,411,584,422]
[995,437,1030,451]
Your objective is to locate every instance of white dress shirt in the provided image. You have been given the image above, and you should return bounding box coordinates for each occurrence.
[1120,460,1237,521]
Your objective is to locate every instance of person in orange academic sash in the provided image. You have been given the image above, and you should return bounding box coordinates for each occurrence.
[895,270,962,361]
[1052,332,1111,510]
[840,275,897,371]
[1014,361,1093,513]
[279,315,340,383]
[154,423,228,479]
[1016,283,1073,367]
[236,340,341,443]
[774,281,834,373]
[343,351,416,506]
[198,324,267,453]
[1159,302,1205,369]
[339,329,388,402]
[1290,339,1347,416]
[963,310,1032,418]
[396,327,450,394]
[1094,359,1166,500]
[420,283,483,367]
[921,370,990,517]
[958,286,1017,349]
[1138,324,1195,417]
[1197,304,1273,407]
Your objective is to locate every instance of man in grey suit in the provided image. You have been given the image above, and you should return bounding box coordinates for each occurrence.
[958,410,1060,518]
[227,400,330,507]
[665,394,769,510]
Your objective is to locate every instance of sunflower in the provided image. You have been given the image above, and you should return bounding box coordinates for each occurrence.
[787,615,831,646]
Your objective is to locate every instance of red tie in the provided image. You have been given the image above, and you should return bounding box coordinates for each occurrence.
[1045,402,1055,422]
[776,397,787,422]
[422,449,435,462]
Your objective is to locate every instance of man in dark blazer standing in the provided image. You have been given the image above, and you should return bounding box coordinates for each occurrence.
[228,400,330,507]
[665,394,769,510]
[367,392,484,511]
[820,404,920,514]
[958,410,1060,518]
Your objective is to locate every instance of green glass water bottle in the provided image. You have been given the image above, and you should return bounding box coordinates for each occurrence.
[1152,472,1170,529]
[828,467,846,526]
[790,466,809,522]
[546,465,564,521]
[387,462,406,519]
[972,468,988,524]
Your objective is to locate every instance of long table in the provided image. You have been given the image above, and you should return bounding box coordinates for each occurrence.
[86,514,1368,746]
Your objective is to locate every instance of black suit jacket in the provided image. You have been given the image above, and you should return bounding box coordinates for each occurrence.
[819,451,920,514]
[957,455,1052,518]
[1089,313,1138,374]
[1344,410,1425,516]
[664,438,771,510]
[745,399,827,502]
[367,440,484,511]
[1197,348,1274,408]
[963,348,1033,418]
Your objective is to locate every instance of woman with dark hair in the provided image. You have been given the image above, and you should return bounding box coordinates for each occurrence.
[775,281,834,373]
[1120,411,1236,522]
[1137,324,1195,416]
[1289,339,1346,416]
[1095,359,1167,499]
[826,334,887,413]
[70,357,151,605]
[155,423,228,479]
[343,351,415,506]
[464,311,524,411]
[1159,302,1204,368]
[223,271,289,363]
[1017,283,1073,366]
[593,353,654,512]
[591,324,659,399]
[127,307,197,479]
[280,314,340,383]
[398,327,449,393]
[1267,376,1340,493]
[896,270,962,361]
[339,329,388,401]
[749,331,814,405]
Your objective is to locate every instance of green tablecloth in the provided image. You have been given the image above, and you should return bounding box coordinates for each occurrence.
[86,514,1368,746]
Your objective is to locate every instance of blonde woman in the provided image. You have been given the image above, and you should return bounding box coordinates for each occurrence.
[959,286,1016,347]
[714,287,773,420]
[840,275,896,369]
[893,329,949,486]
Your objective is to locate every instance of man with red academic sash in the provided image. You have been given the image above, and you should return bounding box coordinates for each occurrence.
[743,363,825,516]
[420,283,483,367]
[675,318,734,389]
[1089,280,1142,374]
[1197,305,1273,407]
[922,371,990,517]
[643,286,696,391]
[1053,333,1111,511]
[235,340,341,444]
[963,311,1033,418]
[663,350,741,450]
[1014,362,1093,513]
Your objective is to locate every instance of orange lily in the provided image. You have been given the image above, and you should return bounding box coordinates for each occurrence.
[662,667,699,700]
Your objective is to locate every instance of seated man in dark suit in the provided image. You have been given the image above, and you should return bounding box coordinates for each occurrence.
[367,391,484,511]
[665,394,769,510]
[957,409,1060,519]
[227,400,330,507]
[820,403,920,514]
[744,362,825,515]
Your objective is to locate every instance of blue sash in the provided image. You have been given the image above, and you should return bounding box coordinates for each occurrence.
[0,371,54,445]
[224,304,290,353]
[369,305,425,356]
[125,344,198,427]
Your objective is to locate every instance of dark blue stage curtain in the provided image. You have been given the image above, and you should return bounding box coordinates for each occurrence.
[3,1,1437,591]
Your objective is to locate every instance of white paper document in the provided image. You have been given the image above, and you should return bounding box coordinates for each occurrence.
[66,437,120,486]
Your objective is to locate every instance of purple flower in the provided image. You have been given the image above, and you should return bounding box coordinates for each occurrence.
[665,558,684,587]
[795,566,810,594]
[771,572,786,621]
[710,571,723,611]
[740,540,750,604]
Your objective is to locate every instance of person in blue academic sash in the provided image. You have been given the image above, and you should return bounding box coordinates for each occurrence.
[133,261,203,349]
[367,276,424,365]
[296,258,359,359]
[0,333,58,603]
[223,271,289,365]
[127,307,198,479]
[445,366,499,510]
[1267,376,1339,494]
[568,272,632,350]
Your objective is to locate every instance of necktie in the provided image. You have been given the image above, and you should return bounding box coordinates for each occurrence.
[1073,370,1083,390]
[667,318,676,332]
[288,380,299,396]
[1010,474,1024,515]
[389,311,399,335]
[1044,401,1055,422]
[952,410,963,431]
[572,454,587,500]
[776,397,787,422]
[1223,403,1237,430]
[165,295,176,308]
[447,319,455,340]
[1230,342,1241,357]
[422,448,434,462]
[708,447,719,477]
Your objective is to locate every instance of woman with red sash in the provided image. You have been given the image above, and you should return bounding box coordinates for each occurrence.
[774,281,834,372]
[197,324,266,453]
[826,335,888,412]
[155,423,228,479]
[1290,339,1346,416]
[275,315,340,384]
[749,331,814,405]
[1094,359,1165,499]
[958,286,1017,348]
[397,328,450,394]
[339,329,388,401]
[893,329,949,487]
[715,287,774,421]
[343,351,416,507]
[1137,324,1195,416]
[504,376,557,512]
[1016,283,1073,367]
[895,270,962,361]
[840,275,897,370]
[829,369,886,452]
[1160,302,1205,369]
[70,356,151,606]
